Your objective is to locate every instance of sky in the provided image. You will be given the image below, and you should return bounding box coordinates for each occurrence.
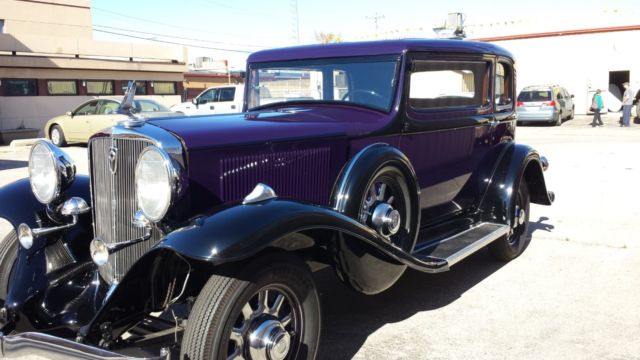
[90,0,640,69]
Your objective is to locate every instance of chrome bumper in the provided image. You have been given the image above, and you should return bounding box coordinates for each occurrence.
[0,332,166,360]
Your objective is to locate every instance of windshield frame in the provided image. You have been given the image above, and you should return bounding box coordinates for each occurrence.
[245,54,401,113]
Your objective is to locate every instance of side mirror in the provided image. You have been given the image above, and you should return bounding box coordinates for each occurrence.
[191,98,198,105]
[66,111,73,117]
[570,94,574,98]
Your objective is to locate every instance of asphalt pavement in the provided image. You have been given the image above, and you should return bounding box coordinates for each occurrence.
[0,114,638,359]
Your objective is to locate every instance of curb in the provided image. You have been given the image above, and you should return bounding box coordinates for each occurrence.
[9,138,43,147]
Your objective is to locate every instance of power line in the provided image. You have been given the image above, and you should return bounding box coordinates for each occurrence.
[92,29,254,53]
[93,24,265,48]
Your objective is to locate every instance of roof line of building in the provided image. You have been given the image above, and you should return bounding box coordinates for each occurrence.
[13,0,89,10]
[473,24,640,42]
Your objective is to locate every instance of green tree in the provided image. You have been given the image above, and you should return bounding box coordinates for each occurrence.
[316,32,343,43]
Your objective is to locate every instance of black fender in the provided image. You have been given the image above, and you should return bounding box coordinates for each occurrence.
[81,197,437,344]
[330,143,421,295]
[0,176,93,333]
[479,142,553,226]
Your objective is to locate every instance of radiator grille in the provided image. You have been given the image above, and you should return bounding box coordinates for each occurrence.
[221,147,332,205]
[90,137,161,283]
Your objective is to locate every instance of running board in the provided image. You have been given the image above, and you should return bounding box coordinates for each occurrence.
[409,222,510,273]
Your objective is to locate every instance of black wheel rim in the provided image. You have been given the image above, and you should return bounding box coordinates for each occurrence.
[226,284,303,360]
[508,190,526,246]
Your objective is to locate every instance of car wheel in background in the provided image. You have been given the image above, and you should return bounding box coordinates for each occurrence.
[50,125,67,147]
[569,105,575,120]
[554,112,562,126]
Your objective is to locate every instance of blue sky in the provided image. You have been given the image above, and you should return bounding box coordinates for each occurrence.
[91,0,639,68]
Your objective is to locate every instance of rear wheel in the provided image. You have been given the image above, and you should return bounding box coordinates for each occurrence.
[181,253,320,360]
[489,179,531,261]
[554,111,562,126]
[0,231,18,302]
[50,125,67,147]
[569,105,575,120]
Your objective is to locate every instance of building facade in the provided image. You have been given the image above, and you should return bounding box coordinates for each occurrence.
[0,0,187,136]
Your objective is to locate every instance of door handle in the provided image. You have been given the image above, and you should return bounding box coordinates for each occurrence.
[231,105,236,109]
[210,105,215,110]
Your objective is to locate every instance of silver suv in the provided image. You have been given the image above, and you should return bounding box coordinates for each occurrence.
[517,85,575,126]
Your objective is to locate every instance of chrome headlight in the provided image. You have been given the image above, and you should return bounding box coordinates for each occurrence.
[135,146,177,222]
[28,140,76,204]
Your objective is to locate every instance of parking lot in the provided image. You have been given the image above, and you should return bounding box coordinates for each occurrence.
[1,114,639,359]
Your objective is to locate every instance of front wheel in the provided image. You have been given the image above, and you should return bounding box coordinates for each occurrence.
[489,179,531,261]
[181,253,320,360]
[0,231,18,302]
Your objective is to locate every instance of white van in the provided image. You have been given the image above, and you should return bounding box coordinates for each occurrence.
[171,85,244,115]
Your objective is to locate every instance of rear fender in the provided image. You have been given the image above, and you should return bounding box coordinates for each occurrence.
[479,142,553,226]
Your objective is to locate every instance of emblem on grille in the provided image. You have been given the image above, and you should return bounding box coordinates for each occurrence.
[108,143,118,175]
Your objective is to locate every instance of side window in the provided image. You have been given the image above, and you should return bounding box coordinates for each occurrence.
[495,62,513,110]
[199,88,218,103]
[74,100,100,116]
[409,60,490,109]
[98,100,119,115]
[333,70,349,100]
[219,87,236,102]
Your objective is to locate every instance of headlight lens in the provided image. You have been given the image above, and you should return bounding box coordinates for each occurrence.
[135,146,175,222]
[29,142,59,204]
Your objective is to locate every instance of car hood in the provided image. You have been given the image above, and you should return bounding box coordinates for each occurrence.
[147,105,392,150]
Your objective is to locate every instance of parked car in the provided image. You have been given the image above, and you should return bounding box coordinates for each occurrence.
[171,84,244,115]
[44,98,177,146]
[516,85,575,126]
[0,39,553,359]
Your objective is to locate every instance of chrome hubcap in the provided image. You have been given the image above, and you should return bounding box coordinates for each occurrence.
[227,287,297,360]
[51,129,60,144]
[361,181,402,239]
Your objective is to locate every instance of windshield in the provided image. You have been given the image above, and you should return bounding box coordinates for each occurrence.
[133,99,171,112]
[247,55,400,112]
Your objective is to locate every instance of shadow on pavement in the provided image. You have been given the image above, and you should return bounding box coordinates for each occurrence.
[314,248,507,359]
[528,216,554,236]
[0,160,27,171]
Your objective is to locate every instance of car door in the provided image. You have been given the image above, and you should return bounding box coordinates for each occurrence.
[195,88,219,115]
[90,100,122,136]
[399,53,494,225]
[67,100,99,141]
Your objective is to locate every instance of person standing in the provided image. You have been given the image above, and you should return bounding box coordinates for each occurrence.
[621,82,633,127]
[591,89,604,127]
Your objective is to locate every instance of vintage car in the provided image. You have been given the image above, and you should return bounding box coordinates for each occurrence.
[0,39,553,359]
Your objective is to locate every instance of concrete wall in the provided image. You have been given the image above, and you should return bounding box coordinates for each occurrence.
[490,30,640,114]
[0,95,181,136]
[0,0,92,38]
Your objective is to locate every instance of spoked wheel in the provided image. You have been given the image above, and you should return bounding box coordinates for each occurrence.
[358,166,413,249]
[490,179,531,261]
[0,231,18,303]
[181,253,320,360]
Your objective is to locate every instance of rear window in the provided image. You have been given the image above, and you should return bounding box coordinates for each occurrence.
[518,90,551,102]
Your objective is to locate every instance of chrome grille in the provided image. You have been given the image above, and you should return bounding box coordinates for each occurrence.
[90,137,161,283]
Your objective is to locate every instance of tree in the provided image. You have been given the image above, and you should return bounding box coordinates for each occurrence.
[316,32,343,44]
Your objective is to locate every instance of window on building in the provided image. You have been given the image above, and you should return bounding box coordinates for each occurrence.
[0,20,4,33]
[153,82,176,95]
[409,60,490,109]
[121,81,147,95]
[87,80,114,95]
[3,79,38,96]
[47,80,78,95]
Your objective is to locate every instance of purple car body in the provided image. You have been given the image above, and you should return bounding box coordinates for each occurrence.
[0,39,553,359]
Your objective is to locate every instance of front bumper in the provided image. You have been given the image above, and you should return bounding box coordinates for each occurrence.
[0,332,167,359]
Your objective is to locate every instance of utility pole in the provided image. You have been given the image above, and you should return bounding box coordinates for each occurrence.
[290,0,300,44]
[366,13,385,38]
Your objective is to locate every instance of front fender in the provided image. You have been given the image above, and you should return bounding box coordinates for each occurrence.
[479,142,553,226]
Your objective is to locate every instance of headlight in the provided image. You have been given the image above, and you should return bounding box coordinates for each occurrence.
[135,146,176,222]
[28,140,75,204]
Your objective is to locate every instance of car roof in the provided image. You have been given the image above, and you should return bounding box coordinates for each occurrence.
[248,38,514,63]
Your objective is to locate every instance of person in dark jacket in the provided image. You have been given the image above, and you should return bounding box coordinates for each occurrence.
[591,89,604,127]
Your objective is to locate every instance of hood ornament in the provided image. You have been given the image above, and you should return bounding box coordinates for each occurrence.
[117,81,145,128]
[108,139,118,175]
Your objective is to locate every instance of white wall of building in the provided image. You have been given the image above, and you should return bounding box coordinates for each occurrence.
[489,29,640,114]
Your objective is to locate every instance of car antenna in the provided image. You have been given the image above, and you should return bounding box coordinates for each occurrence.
[117,80,145,128]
